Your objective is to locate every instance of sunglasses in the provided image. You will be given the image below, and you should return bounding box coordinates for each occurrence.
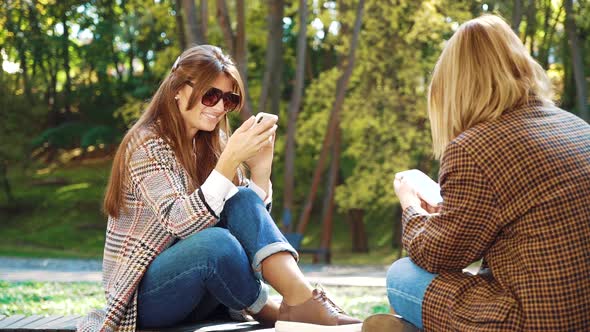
[185,82,241,112]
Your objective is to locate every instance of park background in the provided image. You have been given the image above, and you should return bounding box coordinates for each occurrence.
[0,0,588,320]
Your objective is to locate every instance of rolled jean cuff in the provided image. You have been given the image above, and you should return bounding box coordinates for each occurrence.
[252,242,299,280]
[246,282,269,314]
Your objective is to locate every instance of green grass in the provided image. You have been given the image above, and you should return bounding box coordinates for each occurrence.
[0,281,389,320]
[0,158,403,264]
[0,160,395,319]
[0,159,110,259]
[0,281,105,316]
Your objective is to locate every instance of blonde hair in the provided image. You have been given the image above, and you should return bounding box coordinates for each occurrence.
[104,45,245,218]
[428,15,554,159]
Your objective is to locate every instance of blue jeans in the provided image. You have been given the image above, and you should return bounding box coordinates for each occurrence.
[386,257,437,330]
[137,187,297,329]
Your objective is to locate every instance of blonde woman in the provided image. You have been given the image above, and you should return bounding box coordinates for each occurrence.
[78,45,361,332]
[363,15,590,332]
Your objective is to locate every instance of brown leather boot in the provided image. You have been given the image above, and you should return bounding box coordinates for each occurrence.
[275,288,362,331]
[362,314,420,332]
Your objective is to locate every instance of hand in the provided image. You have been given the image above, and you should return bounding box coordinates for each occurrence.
[393,172,422,211]
[420,199,442,214]
[245,130,276,178]
[216,116,277,180]
[246,132,275,197]
[394,173,441,214]
[244,114,278,176]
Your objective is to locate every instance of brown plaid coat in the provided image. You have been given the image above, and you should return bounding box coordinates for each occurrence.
[402,100,590,331]
[77,128,263,332]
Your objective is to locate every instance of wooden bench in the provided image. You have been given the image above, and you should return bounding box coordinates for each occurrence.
[0,315,274,331]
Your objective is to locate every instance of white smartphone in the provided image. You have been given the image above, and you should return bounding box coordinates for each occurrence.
[253,112,278,127]
[252,112,278,143]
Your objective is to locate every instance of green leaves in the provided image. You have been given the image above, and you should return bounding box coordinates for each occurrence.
[289,0,449,221]
[80,125,118,149]
[4,0,581,254]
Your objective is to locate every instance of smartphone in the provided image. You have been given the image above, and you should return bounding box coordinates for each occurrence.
[252,112,278,143]
[252,112,278,127]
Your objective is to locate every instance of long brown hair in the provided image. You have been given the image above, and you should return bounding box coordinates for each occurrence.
[104,45,245,218]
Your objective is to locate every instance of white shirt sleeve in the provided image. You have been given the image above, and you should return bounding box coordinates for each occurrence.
[249,180,273,206]
[200,169,239,217]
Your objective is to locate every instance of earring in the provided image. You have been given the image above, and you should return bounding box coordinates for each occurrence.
[174,95,179,101]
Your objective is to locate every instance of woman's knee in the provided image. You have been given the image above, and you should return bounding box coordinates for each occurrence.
[388,257,436,288]
[386,257,436,306]
[209,227,242,250]
[387,257,414,291]
[189,228,245,263]
[386,257,433,330]
[231,187,261,204]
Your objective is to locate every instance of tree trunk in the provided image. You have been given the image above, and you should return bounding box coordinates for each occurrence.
[110,37,123,83]
[18,47,31,101]
[297,0,365,234]
[0,160,14,203]
[511,0,523,36]
[103,3,123,84]
[305,46,314,80]
[258,0,285,115]
[539,4,563,69]
[236,0,246,70]
[200,0,208,41]
[216,0,235,55]
[235,0,253,119]
[181,0,205,46]
[61,12,72,114]
[28,2,43,79]
[127,51,134,78]
[87,62,94,85]
[215,0,252,120]
[141,56,150,76]
[174,0,187,50]
[315,125,342,264]
[526,0,537,55]
[122,2,135,79]
[47,58,59,126]
[564,0,588,122]
[282,0,307,232]
[0,45,3,81]
[14,7,32,102]
[269,2,285,116]
[269,59,282,115]
[349,208,368,253]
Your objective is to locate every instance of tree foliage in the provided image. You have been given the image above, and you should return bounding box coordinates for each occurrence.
[1,0,587,252]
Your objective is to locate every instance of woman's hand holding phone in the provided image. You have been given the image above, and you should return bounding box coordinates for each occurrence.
[216,113,278,181]
[244,113,278,175]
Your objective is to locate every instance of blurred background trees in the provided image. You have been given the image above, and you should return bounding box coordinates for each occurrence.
[0,0,587,262]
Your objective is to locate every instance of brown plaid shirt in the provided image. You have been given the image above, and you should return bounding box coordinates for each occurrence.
[402,100,590,331]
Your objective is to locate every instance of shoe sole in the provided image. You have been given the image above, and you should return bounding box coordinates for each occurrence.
[361,314,419,332]
[275,321,363,332]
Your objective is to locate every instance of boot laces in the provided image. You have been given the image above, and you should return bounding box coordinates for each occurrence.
[314,287,345,315]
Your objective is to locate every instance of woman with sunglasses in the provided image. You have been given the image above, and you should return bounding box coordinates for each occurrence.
[77,45,362,332]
